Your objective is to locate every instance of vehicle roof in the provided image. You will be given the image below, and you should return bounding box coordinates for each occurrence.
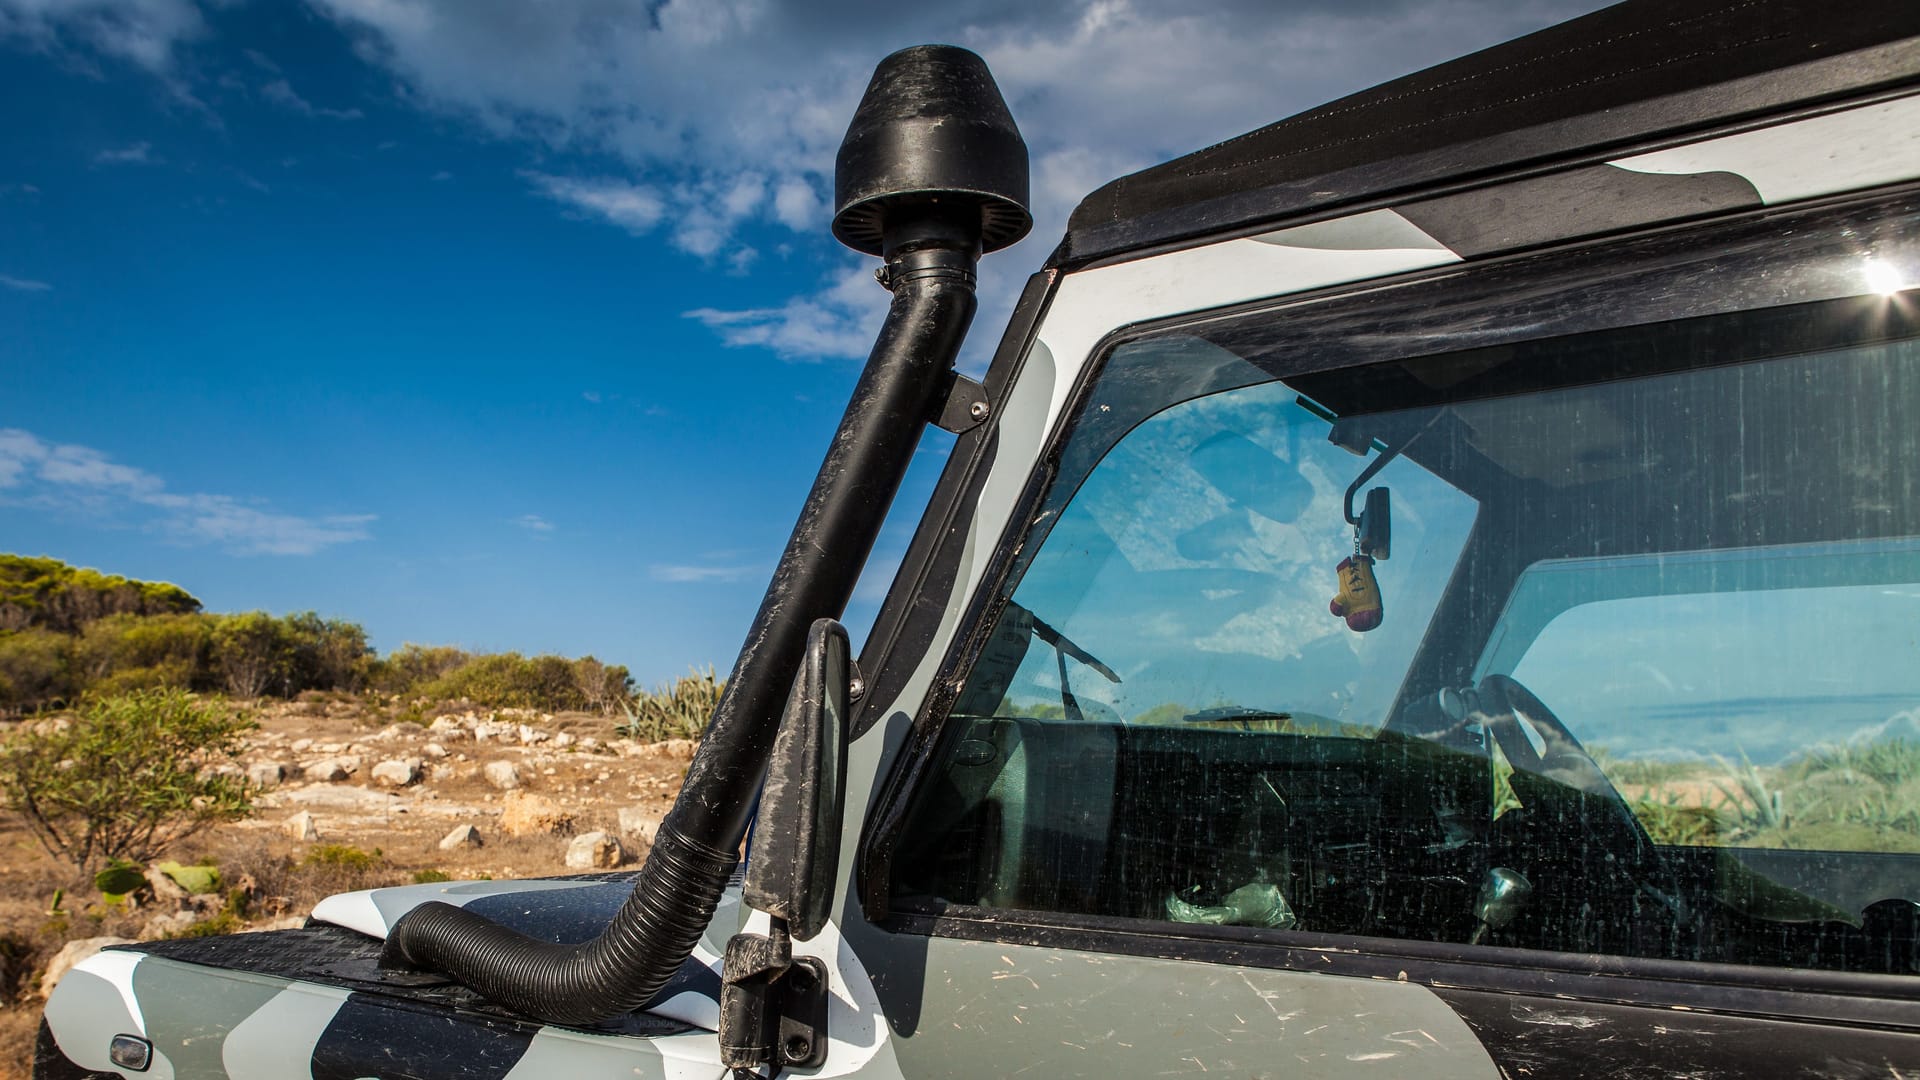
[1050,0,1920,269]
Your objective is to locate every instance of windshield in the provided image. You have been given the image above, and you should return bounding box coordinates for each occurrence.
[964,372,1478,732]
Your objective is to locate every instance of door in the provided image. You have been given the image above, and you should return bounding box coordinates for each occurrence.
[836,184,1920,1078]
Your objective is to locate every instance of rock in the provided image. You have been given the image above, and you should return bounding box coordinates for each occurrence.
[376,723,420,741]
[285,810,321,841]
[517,724,550,744]
[564,831,624,869]
[482,760,522,790]
[302,760,347,782]
[302,756,362,782]
[371,758,423,787]
[617,807,662,845]
[473,720,516,742]
[41,937,134,997]
[140,910,199,941]
[551,732,576,749]
[498,791,571,837]
[246,762,286,787]
[577,736,600,750]
[290,738,314,753]
[439,824,483,850]
[428,716,463,734]
[279,784,400,812]
[654,738,699,760]
[422,742,449,759]
[242,916,308,933]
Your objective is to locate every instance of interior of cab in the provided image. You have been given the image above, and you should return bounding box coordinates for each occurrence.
[891,192,1920,979]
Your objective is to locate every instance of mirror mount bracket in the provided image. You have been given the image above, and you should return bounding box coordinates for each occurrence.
[719,916,830,1074]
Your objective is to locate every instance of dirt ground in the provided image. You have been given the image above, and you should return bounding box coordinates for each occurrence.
[0,697,692,1075]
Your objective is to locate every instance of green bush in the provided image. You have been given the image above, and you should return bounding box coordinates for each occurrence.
[281,612,373,694]
[0,629,72,713]
[302,844,383,871]
[368,644,471,695]
[0,689,255,871]
[72,612,211,693]
[422,652,590,712]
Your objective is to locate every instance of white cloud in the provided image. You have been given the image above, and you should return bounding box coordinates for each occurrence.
[513,513,555,533]
[4,0,1612,355]
[685,262,882,361]
[93,140,154,165]
[650,562,759,584]
[0,427,374,555]
[0,273,50,291]
[0,0,204,73]
[260,77,365,120]
[291,0,1607,355]
[524,171,665,236]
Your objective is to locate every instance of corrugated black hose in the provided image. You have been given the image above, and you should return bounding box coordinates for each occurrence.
[378,241,979,1027]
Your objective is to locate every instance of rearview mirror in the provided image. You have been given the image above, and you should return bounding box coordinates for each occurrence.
[743,618,851,942]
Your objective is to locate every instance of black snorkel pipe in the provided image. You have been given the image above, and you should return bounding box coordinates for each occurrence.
[378,45,1030,1027]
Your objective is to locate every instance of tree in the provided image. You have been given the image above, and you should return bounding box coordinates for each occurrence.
[573,656,634,715]
[0,555,200,634]
[211,612,291,700]
[0,629,73,715]
[0,689,254,871]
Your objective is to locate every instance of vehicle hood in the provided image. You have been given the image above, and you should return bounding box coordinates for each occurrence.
[309,871,743,1031]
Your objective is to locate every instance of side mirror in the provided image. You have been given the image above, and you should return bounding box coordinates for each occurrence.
[744,617,851,942]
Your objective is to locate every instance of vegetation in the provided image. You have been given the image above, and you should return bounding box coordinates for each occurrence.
[0,555,639,717]
[617,666,724,742]
[0,554,200,634]
[1604,736,1920,852]
[0,689,256,871]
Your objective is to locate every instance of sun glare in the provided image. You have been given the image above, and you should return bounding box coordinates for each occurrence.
[1863,257,1911,297]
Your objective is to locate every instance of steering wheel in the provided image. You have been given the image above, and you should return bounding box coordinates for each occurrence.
[1471,674,1684,932]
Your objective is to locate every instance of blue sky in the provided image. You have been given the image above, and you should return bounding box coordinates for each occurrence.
[0,0,1605,683]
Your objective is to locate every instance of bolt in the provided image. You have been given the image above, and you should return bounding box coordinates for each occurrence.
[848,677,866,702]
[968,400,990,422]
[784,1035,813,1063]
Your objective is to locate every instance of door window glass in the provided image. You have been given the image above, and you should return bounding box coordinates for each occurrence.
[891,193,1920,976]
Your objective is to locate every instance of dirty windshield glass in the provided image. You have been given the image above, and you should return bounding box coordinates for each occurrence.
[894,191,1920,976]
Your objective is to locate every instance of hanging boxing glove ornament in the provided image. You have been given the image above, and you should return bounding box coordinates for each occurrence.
[1329,550,1383,632]
[1334,469,1394,632]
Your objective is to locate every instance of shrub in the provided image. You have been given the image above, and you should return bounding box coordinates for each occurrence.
[573,656,634,715]
[211,611,296,699]
[422,652,589,712]
[302,844,383,871]
[282,612,374,694]
[0,689,255,871]
[370,644,472,696]
[411,868,453,884]
[617,667,722,742]
[72,612,212,693]
[0,628,72,714]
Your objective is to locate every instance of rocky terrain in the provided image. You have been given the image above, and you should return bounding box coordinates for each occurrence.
[0,696,695,1069]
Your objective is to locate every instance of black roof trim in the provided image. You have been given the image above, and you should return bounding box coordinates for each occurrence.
[1053,0,1920,268]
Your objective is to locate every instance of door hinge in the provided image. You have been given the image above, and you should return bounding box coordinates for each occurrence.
[718,920,829,1075]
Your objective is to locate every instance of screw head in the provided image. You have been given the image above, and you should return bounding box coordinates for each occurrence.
[968,400,990,422]
[784,1035,813,1063]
